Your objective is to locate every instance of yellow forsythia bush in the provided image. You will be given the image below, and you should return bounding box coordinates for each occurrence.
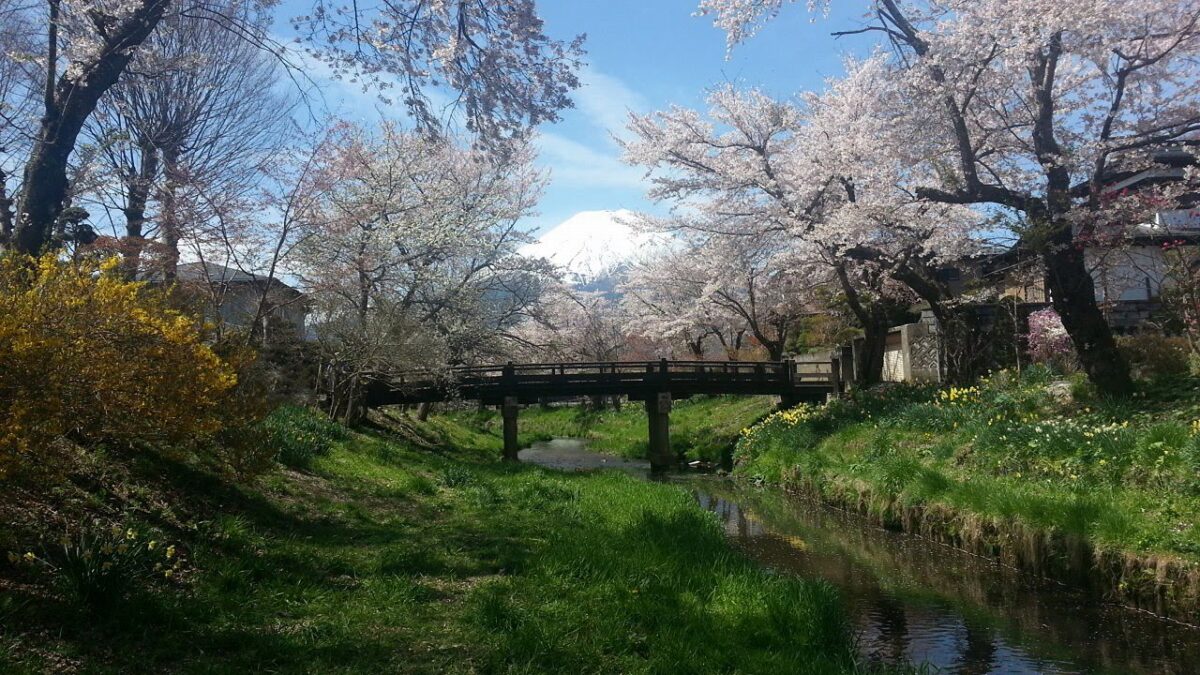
[0,254,242,479]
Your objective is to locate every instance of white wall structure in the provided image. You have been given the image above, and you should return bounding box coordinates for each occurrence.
[1086,210,1200,302]
[881,321,940,383]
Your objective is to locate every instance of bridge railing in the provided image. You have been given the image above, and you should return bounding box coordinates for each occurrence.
[387,360,834,386]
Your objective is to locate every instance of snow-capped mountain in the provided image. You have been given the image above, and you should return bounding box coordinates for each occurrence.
[522,209,657,288]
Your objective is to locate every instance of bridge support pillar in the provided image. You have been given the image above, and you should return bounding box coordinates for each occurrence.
[501,396,520,462]
[646,392,673,473]
[778,394,801,410]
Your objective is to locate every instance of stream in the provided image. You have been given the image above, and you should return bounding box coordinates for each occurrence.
[519,438,1200,674]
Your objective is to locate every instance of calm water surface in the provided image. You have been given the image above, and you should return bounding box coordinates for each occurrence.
[520,438,1200,674]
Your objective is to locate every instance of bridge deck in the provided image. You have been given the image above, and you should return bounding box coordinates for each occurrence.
[363,359,837,406]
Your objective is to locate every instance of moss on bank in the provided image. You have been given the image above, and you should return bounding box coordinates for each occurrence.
[733,369,1200,621]
[1,408,861,673]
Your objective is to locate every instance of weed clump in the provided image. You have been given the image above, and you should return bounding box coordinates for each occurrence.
[258,405,348,468]
[9,523,185,611]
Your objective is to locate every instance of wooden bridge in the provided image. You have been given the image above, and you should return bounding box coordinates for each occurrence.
[364,359,841,472]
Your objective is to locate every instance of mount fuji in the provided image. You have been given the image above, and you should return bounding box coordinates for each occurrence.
[522,209,658,290]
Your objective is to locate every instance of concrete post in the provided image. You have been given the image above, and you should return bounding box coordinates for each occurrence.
[646,392,673,473]
[501,395,520,462]
[829,351,843,401]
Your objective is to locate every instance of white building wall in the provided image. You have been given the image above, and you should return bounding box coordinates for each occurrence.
[1087,246,1169,302]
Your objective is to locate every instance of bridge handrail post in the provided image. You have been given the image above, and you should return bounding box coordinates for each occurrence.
[830,353,843,397]
[502,361,516,396]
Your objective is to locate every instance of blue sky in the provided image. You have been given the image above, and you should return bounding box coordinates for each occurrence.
[278,0,875,237]
[524,0,876,235]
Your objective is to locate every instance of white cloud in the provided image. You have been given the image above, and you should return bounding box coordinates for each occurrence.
[535,133,648,190]
[573,66,648,143]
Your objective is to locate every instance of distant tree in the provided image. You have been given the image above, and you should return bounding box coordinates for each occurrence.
[292,122,545,420]
[621,247,719,359]
[85,0,292,281]
[514,284,629,364]
[1,0,582,255]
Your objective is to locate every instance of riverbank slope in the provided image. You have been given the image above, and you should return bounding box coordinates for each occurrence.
[1,408,859,673]
[733,370,1200,621]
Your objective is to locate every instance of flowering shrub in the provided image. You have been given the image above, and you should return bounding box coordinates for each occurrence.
[0,254,256,479]
[1026,308,1075,368]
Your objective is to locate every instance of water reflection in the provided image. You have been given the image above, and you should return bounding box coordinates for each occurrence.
[517,439,1200,673]
[694,486,1200,674]
[518,438,650,475]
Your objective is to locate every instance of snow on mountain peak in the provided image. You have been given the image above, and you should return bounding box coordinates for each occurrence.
[523,210,657,281]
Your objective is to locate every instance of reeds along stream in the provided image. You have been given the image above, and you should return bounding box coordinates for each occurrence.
[691,481,1200,675]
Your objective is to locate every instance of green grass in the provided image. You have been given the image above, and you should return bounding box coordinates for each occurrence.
[734,369,1200,564]
[449,395,777,465]
[1,407,862,674]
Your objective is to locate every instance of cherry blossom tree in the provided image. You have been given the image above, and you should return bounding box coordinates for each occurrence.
[291,122,546,419]
[690,231,829,361]
[514,283,629,364]
[621,84,950,380]
[8,0,176,254]
[0,0,38,242]
[296,0,584,155]
[698,0,1200,393]
[621,246,719,358]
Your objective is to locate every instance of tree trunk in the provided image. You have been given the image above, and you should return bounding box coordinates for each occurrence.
[857,308,888,386]
[0,168,13,245]
[121,142,159,279]
[14,0,168,254]
[416,401,433,422]
[765,341,785,361]
[1043,242,1132,394]
[834,262,887,385]
[159,146,182,282]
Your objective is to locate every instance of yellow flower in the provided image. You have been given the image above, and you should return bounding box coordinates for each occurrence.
[165,545,176,560]
[147,540,157,551]
[22,552,35,562]
[125,528,136,541]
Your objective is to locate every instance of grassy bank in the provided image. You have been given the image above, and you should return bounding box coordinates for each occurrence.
[1,407,861,673]
[450,395,776,464]
[733,368,1200,619]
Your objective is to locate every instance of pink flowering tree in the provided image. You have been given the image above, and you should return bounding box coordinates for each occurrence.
[697,0,1200,395]
[1027,307,1076,370]
[622,72,981,381]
